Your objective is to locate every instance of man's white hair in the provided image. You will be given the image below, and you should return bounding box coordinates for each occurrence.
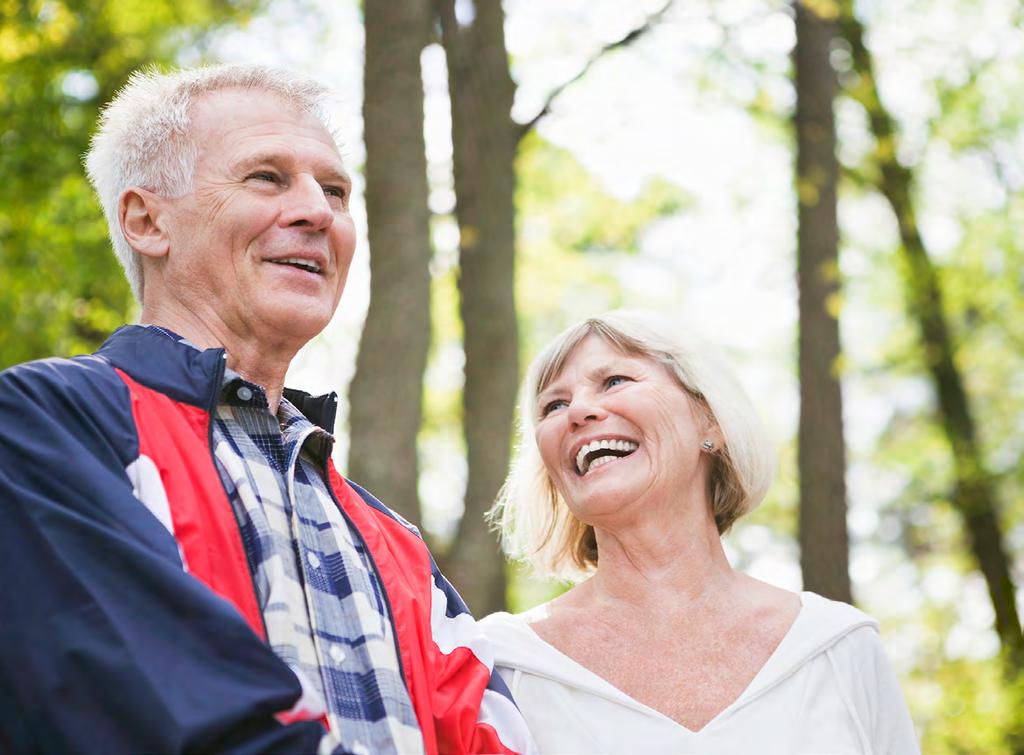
[84,64,334,302]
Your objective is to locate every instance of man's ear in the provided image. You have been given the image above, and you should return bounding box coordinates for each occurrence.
[119,187,170,259]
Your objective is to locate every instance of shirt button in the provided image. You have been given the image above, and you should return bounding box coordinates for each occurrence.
[236,385,253,401]
[306,552,321,569]
[330,644,346,663]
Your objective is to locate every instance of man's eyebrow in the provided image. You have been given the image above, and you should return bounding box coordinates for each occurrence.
[234,153,351,184]
[321,167,352,186]
[233,152,284,170]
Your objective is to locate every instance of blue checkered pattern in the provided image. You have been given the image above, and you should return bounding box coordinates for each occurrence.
[209,370,423,755]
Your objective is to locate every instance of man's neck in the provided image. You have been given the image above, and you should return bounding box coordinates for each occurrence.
[222,343,291,415]
[140,304,298,414]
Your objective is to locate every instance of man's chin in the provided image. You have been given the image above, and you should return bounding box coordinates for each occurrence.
[261,302,336,345]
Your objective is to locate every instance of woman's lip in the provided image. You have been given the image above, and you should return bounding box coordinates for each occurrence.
[568,434,639,462]
[574,446,640,478]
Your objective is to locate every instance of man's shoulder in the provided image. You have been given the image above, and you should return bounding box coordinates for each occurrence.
[0,352,136,438]
[343,478,423,539]
[0,352,121,402]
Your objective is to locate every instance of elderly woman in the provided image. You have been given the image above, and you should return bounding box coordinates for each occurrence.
[480,311,918,754]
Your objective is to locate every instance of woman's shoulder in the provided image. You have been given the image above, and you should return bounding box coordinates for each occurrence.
[797,595,919,751]
[784,591,886,675]
[477,609,526,638]
[478,605,555,664]
[479,605,603,695]
[479,600,551,633]
[797,591,879,635]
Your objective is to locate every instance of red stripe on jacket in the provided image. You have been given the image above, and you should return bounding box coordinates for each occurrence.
[117,367,517,753]
[117,369,265,639]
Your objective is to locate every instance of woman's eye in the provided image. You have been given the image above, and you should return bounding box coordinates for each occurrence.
[541,399,568,417]
[606,375,631,388]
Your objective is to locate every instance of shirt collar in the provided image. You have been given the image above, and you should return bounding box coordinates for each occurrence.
[142,325,340,435]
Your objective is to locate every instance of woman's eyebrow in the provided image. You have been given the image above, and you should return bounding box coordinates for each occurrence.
[536,384,562,405]
[584,358,634,382]
[536,359,636,403]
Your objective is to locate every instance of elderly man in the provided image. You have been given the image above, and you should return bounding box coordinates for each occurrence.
[0,65,533,755]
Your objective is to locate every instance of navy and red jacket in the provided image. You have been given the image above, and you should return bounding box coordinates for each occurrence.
[0,325,533,754]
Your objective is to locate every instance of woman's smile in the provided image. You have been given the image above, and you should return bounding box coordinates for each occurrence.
[535,334,711,519]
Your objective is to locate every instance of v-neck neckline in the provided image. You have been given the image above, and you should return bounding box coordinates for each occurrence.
[515,591,811,735]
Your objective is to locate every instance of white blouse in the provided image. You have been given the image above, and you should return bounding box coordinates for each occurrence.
[480,592,919,754]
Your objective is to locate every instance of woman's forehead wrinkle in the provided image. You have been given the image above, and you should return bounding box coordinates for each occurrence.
[537,352,642,406]
[536,383,562,406]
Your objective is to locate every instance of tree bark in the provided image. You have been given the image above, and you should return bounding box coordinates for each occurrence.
[793,1,853,604]
[840,1,1024,669]
[348,0,433,524]
[437,0,519,616]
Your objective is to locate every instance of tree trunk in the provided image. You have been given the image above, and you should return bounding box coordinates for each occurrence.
[793,1,853,604]
[348,0,433,524]
[840,1,1024,669]
[437,0,519,615]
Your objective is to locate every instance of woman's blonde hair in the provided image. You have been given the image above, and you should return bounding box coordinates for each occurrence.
[490,310,774,581]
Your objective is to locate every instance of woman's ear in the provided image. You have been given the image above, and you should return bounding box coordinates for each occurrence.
[698,411,724,454]
[119,187,170,259]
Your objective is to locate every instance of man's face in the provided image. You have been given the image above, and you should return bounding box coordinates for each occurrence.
[157,88,356,346]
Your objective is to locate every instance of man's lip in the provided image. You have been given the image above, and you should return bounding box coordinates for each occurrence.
[264,254,329,274]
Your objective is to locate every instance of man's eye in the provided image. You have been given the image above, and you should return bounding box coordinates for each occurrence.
[606,375,631,388]
[248,171,279,184]
[323,185,348,200]
[541,399,568,417]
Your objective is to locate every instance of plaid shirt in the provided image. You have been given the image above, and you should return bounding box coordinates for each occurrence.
[209,367,424,755]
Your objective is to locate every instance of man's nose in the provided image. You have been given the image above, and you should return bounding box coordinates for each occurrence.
[279,174,334,231]
[567,394,606,427]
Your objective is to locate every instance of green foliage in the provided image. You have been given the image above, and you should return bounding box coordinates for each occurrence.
[515,130,693,358]
[0,0,262,368]
[506,560,569,614]
[939,201,1024,530]
[835,3,1024,747]
[911,648,1024,753]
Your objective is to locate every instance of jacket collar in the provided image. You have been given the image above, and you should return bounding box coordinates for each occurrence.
[97,325,339,433]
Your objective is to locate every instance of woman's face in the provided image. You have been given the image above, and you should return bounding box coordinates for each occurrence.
[534,334,717,525]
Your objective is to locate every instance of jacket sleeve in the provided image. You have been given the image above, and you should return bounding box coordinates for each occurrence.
[425,563,538,755]
[0,357,333,754]
[335,479,536,755]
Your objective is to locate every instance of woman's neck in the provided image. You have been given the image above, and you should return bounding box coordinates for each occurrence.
[583,509,738,615]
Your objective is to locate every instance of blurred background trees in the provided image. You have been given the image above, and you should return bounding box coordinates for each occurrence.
[0,0,263,366]
[2,0,1022,748]
[793,0,852,604]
